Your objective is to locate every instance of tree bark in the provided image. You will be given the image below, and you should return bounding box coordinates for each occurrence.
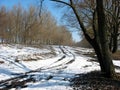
[96,0,116,78]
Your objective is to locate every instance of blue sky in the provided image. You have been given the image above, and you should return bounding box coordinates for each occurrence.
[0,0,80,42]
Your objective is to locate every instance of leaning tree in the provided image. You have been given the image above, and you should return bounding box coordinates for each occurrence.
[51,0,120,78]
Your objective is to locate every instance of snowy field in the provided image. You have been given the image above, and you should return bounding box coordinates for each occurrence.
[0,44,120,90]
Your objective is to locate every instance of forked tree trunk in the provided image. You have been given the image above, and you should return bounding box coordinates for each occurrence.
[51,0,117,78]
[91,40,105,72]
[86,35,115,78]
[80,0,116,78]
[96,0,116,78]
[94,44,115,78]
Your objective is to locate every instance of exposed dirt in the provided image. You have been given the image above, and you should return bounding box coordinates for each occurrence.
[80,49,120,60]
[70,49,120,90]
[112,50,120,60]
[70,71,120,90]
[0,61,4,64]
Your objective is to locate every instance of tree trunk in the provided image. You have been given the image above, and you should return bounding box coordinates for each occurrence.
[91,40,105,72]
[94,43,115,78]
[112,31,118,53]
[96,0,116,78]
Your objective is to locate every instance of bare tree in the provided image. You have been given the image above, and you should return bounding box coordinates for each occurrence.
[0,6,8,43]
[51,0,119,78]
[105,0,120,53]
[0,3,73,45]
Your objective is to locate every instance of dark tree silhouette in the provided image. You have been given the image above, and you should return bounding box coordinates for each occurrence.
[51,0,119,78]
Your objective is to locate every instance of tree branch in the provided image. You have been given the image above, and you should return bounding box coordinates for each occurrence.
[50,0,72,7]
[92,9,97,39]
[39,0,44,18]
[51,0,93,42]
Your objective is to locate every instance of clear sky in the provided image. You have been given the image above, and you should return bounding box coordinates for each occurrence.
[0,0,80,42]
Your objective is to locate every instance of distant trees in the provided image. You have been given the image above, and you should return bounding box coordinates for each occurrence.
[0,4,73,45]
[51,0,120,78]
[76,38,92,48]
[0,6,8,43]
[105,0,120,53]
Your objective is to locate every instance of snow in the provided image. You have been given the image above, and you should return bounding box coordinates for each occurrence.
[0,44,52,80]
[0,44,120,90]
[113,60,120,73]
[65,57,100,74]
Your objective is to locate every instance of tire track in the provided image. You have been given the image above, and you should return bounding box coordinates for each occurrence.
[0,46,76,90]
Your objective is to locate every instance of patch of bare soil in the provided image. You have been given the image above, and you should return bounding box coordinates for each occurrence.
[81,49,120,60]
[0,61,4,64]
[70,71,120,90]
[112,50,120,60]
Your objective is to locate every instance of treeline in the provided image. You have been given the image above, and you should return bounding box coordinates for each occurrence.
[0,4,73,45]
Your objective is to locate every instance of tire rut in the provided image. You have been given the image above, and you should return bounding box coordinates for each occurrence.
[0,46,76,90]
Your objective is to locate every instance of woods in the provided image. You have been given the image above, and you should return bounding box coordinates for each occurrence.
[0,0,119,79]
[0,0,120,89]
[0,4,73,45]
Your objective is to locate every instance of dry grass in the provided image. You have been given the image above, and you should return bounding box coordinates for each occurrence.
[112,50,120,60]
[83,50,120,60]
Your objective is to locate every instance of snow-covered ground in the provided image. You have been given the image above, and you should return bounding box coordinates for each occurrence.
[0,44,120,90]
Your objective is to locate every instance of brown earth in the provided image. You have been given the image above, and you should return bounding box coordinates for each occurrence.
[70,71,120,90]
